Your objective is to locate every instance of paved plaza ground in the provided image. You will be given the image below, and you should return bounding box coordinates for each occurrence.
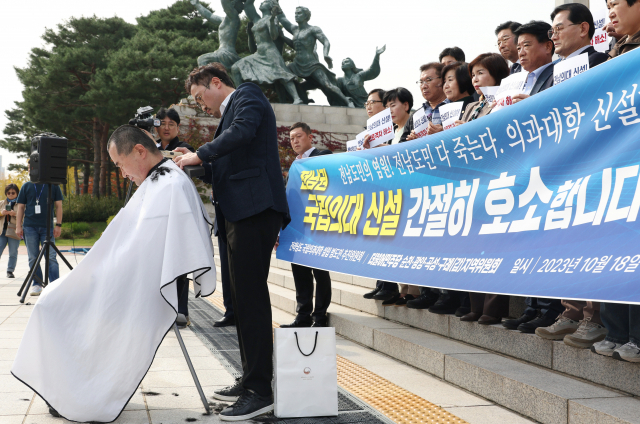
[0,244,535,424]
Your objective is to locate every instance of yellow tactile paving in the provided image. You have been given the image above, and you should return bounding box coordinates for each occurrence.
[201,295,469,424]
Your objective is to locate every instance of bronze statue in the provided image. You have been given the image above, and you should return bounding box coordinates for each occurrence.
[192,0,244,71]
[338,46,386,108]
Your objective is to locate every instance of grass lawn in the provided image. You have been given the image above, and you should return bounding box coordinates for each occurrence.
[18,222,108,247]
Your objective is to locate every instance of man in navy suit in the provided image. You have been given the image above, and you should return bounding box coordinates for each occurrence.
[278,122,333,329]
[177,63,289,421]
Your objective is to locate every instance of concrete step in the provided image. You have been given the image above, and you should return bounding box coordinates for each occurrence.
[264,280,640,424]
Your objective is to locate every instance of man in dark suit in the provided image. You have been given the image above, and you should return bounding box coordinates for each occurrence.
[176,63,289,421]
[278,122,333,329]
[549,3,609,82]
[511,21,556,106]
[495,21,522,74]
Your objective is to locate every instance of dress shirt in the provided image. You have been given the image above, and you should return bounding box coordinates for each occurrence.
[219,91,235,116]
[423,98,450,125]
[523,62,553,94]
[563,45,590,60]
[295,147,316,160]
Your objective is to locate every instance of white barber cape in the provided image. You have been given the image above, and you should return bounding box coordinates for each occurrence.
[11,159,216,423]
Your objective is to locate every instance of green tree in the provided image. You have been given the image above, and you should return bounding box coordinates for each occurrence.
[0,106,36,172]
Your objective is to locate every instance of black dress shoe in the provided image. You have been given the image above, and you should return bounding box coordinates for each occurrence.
[478,315,502,325]
[428,301,459,315]
[311,316,328,327]
[373,289,399,301]
[49,407,61,417]
[502,313,536,330]
[214,315,235,327]
[455,306,470,317]
[394,294,415,306]
[363,286,381,299]
[219,389,274,421]
[407,294,437,309]
[213,377,244,402]
[517,315,557,333]
[280,317,312,328]
[381,292,401,305]
[7,271,15,278]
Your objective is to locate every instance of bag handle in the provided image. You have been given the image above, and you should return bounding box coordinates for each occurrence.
[294,331,318,357]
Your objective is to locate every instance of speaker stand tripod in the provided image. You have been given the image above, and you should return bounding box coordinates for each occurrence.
[17,184,73,303]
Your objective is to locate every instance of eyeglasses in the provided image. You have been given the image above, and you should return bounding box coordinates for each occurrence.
[496,36,512,47]
[416,77,441,87]
[159,122,178,128]
[364,100,383,106]
[548,23,581,38]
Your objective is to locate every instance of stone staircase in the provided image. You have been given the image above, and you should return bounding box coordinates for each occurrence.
[212,242,640,424]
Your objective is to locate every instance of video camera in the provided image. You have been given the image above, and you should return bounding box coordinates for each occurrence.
[129,106,161,132]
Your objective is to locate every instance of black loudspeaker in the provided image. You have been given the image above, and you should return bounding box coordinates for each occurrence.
[29,134,68,185]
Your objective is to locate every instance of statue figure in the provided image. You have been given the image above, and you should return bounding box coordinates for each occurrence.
[338,46,386,108]
[230,0,304,104]
[192,0,245,71]
[275,5,355,108]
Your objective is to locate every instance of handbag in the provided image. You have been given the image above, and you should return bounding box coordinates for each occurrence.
[273,327,338,418]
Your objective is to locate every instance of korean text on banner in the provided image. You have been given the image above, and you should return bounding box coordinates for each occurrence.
[367,109,394,147]
[480,86,499,103]
[553,53,589,86]
[278,47,640,304]
[591,8,610,53]
[413,107,429,138]
[492,71,529,112]
[440,102,465,130]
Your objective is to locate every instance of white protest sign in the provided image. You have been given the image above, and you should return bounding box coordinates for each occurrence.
[553,53,590,85]
[480,86,499,103]
[439,101,464,130]
[366,108,394,147]
[412,107,429,138]
[591,8,610,53]
[492,71,529,113]
[346,140,358,152]
[355,130,367,149]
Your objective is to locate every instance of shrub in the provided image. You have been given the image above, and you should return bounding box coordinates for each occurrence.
[106,215,116,225]
[64,195,124,223]
[59,222,95,239]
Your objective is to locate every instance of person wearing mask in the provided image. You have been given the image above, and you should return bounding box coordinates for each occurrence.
[403,62,450,143]
[279,122,333,328]
[549,3,608,68]
[0,184,20,278]
[442,62,475,112]
[457,53,510,124]
[495,21,522,73]
[591,0,640,363]
[439,47,465,65]
[155,107,198,328]
[511,21,556,105]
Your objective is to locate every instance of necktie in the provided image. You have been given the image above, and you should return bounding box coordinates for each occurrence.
[510,63,521,74]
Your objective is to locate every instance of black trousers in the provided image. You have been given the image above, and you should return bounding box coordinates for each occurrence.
[524,297,564,319]
[176,276,189,316]
[290,263,331,320]
[217,236,234,318]
[375,280,398,291]
[225,208,282,397]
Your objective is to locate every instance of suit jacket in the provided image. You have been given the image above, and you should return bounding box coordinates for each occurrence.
[530,62,556,95]
[309,148,332,158]
[197,82,290,228]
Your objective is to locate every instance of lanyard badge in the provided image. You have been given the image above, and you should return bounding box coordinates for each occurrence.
[35,185,44,215]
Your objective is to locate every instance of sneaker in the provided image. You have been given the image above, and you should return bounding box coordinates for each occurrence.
[563,318,607,348]
[30,285,42,296]
[176,313,190,328]
[613,342,640,363]
[213,377,244,402]
[535,316,579,340]
[591,340,623,357]
[219,389,273,421]
[7,271,14,278]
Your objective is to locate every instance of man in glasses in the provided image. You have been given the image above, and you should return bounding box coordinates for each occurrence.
[549,3,608,70]
[495,21,522,74]
[403,62,449,142]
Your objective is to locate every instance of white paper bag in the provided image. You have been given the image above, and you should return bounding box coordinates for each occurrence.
[274,327,338,418]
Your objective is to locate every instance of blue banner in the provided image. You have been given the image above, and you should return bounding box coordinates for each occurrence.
[277,48,640,304]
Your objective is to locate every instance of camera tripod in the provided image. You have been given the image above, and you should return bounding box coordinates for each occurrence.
[17,183,74,304]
